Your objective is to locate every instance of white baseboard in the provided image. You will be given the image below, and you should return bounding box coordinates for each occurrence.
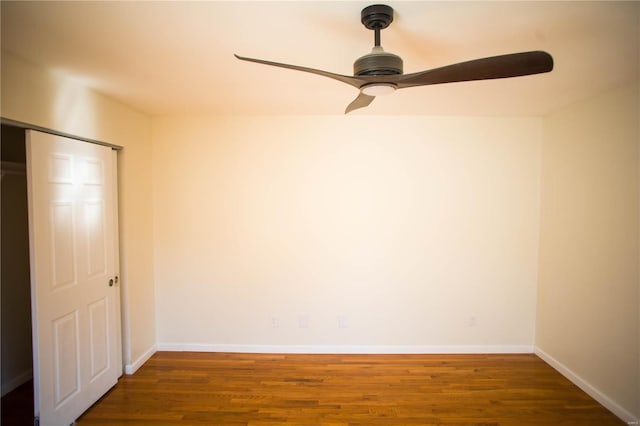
[156,343,533,354]
[1,368,33,397]
[124,344,157,375]
[535,347,638,424]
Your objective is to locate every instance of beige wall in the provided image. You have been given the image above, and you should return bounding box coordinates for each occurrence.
[152,115,542,351]
[0,51,156,372]
[536,83,640,420]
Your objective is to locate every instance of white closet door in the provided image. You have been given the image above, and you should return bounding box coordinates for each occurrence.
[26,130,121,426]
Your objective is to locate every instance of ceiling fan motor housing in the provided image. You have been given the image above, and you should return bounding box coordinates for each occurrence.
[354,48,403,76]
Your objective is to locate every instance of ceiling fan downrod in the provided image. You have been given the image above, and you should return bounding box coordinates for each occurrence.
[361,4,393,47]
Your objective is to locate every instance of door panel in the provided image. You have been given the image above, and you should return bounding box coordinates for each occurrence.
[86,199,106,277]
[88,297,109,379]
[50,201,76,289]
[52,311,80,407]
[27,130,121,426]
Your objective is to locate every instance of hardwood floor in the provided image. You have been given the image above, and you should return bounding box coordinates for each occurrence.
[77,352,624,426]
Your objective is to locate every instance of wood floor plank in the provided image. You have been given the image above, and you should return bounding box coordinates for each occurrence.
[76,352,624,425]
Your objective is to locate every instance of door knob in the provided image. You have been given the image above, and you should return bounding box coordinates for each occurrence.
[109,278,114,287]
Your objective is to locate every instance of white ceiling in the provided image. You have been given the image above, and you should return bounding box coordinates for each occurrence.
[1,1,638,116]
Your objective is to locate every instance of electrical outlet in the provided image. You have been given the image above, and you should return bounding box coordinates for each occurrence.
[271,316,279,328]
[467,316,477,327]
[338,315,349,329]
[298,315,309,329]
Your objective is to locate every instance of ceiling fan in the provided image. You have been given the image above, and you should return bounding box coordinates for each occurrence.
[235,4,554,114]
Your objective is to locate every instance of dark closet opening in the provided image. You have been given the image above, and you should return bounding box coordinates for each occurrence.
[1,123,34,425]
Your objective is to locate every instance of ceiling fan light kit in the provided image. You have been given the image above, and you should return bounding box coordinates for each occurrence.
[361,82,397,97]
[235,4,554,114]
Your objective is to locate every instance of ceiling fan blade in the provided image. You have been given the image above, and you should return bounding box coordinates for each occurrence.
[235,54,365,89]
[392,51,553,88]
[345,92,375,114]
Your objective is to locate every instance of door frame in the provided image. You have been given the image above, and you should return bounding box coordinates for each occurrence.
[2,118,121,150]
